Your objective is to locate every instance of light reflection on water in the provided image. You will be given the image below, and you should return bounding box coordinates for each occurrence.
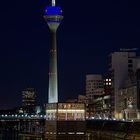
[1,120,140,140]
[0,132,126,140]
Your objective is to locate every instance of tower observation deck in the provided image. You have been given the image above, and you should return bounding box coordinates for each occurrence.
[44,0,63,103]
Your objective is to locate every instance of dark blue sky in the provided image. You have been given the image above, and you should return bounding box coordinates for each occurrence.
[0,0,140,109]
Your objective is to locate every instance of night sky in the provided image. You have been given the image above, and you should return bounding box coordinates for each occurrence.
[0,0,140,109]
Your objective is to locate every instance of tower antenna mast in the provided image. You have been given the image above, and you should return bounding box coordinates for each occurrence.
[52,0,56,6]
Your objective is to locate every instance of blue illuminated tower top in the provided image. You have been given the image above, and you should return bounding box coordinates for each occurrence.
[45,6,63,15]
[44,0,63,25]
[44,0,63,16]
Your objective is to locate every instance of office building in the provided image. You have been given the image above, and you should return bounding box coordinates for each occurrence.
[22,88,36,107]
[117,68,140,120]
[109,48,140,118]
[86,74,104,102]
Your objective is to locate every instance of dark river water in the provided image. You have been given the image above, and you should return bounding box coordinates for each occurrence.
[1,120,140,140]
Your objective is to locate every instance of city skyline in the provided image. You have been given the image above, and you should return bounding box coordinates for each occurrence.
[0,0,140,109]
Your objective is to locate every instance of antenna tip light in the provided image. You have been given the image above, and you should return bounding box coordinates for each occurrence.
[52,0,56,6]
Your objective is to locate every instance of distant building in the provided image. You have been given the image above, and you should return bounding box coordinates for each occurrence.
[22,88,36,107]
[86,74,104,102]
[65,99,78,103]
[109,49,140,118]
[78,95,88,104]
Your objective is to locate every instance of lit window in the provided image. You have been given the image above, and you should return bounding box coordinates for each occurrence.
[109,79,111,81]
[109,83,111,85]
[106,79,108,81]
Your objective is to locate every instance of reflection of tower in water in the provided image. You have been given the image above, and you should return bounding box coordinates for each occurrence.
[44,0,63,103]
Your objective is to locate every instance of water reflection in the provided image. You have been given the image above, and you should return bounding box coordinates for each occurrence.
[1,120,140,140]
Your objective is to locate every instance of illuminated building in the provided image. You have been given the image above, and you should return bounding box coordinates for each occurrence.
[86,94,111,119]
[44,0,63,103]
[65,98,78,103]
[22,88,36,107]
[109,48,140,118]
[46,103,85,121]
[104,77,112,95]
[86,74,104,102]
[117,68,140,120]
[84,75,111,118]
[78,95,88,104]
[45,103,86,139]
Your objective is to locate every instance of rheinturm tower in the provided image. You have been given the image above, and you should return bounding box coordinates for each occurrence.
[44,0,63,103]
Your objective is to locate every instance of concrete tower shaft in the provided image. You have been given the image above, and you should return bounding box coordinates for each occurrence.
[44,6,63,103]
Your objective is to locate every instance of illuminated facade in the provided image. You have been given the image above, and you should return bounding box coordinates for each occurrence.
[46,103,85,121]
[45,103,86,139]
[104,77,112,94]
[86,74,104,102]
[22,88,36,107]
[117,68,140,120]
[109,49,140,118]
[86,94,111,119]
[44,2,63,103]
